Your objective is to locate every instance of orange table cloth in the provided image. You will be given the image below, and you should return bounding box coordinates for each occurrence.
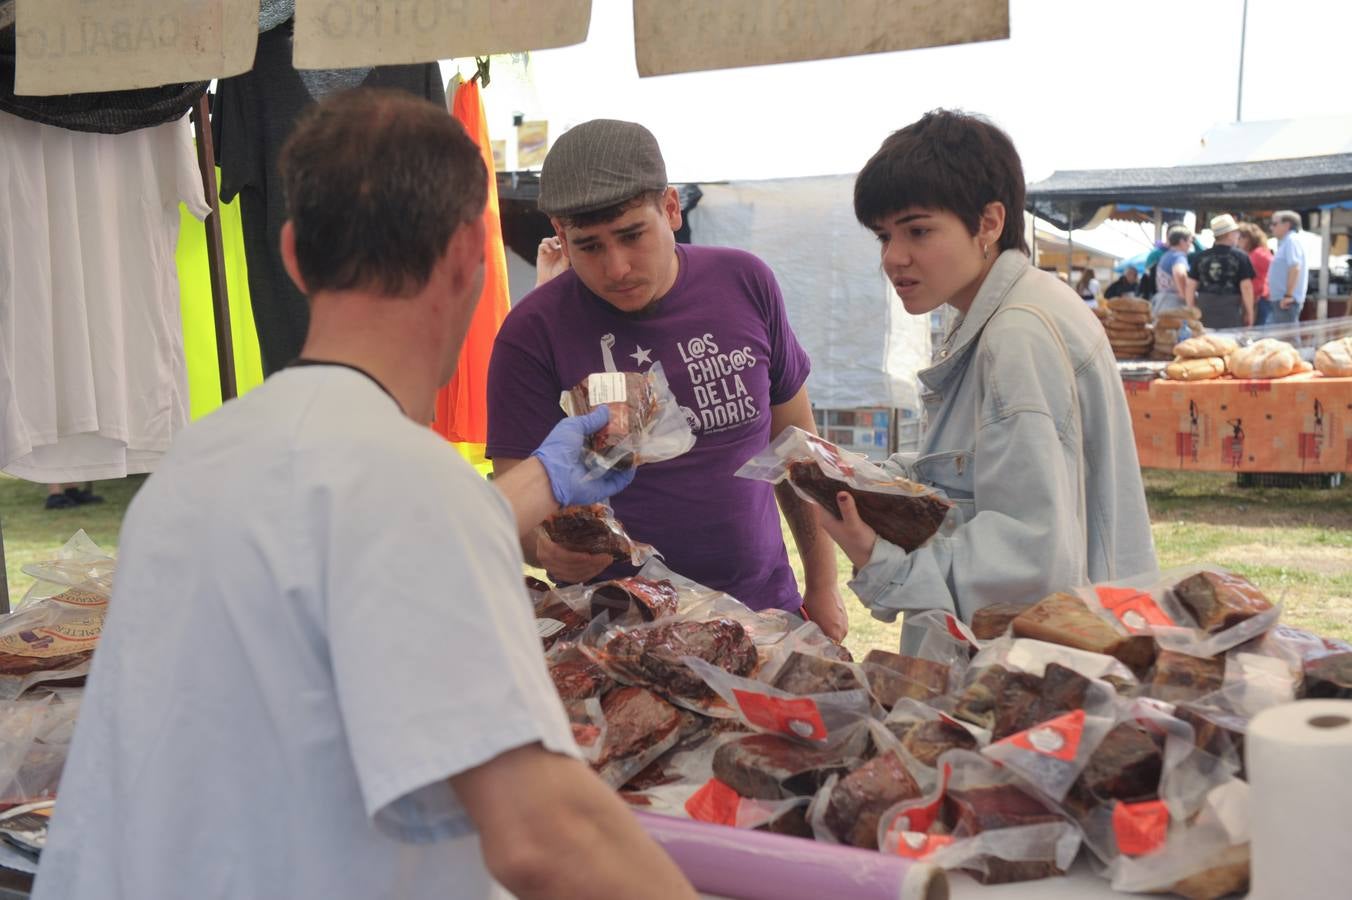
[1123,373,1352,472]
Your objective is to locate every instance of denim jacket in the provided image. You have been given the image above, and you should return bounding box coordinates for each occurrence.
[848,251,1158,651]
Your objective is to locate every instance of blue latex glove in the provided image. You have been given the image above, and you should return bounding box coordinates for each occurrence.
[531,406,637,507]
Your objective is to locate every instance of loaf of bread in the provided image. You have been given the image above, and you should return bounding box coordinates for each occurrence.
[1315,337,1352,377]
[1107,297,1151,315]
[1173,335,1238,359]
[1156,306,1203,323]
[1229,338,1304,379]
[1110,311,1152,326]
[1164,357,1227,381]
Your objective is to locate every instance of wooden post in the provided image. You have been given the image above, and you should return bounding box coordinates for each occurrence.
[192,93,237,402]
[0,513,8,614]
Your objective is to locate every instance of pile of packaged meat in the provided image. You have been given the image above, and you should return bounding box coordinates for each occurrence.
[532,555,1352,899]
[0,531,111,865]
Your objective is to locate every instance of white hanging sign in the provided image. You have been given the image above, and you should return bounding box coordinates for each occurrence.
[633,0,1009,78]
[13,0,258,97]
[292,0,592,70]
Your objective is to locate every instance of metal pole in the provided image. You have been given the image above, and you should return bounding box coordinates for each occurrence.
[192,93,237,403]
[1320,209,1332,319]
[1153,207,1163,243]
[1236,0,1249,122]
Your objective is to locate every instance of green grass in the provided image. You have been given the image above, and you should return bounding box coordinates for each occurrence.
[0,475,146,608]
[4,470,1350,652]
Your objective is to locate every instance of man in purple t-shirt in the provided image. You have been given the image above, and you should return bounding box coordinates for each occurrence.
[487,119,846,637]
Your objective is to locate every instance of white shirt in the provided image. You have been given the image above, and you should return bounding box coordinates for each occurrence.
[0,111,207,482]
[32,366,577,900]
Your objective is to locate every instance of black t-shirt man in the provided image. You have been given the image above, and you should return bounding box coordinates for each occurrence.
[1191,245,1256,295]
[1189,245,1255,329]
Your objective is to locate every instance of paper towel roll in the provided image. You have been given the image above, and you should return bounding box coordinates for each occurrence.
[1248,699,1352,900]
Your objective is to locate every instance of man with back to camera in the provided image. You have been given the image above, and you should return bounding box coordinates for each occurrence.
[1103,266,1139,298]
[486,119,848,638]
[1188,214,1255,329]
[32,90,696,900]
[1268,210,1309,325]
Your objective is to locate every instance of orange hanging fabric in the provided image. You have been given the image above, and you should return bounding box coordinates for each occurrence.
[433,78,510,444]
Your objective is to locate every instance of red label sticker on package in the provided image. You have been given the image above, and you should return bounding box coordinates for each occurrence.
[685,778,741,826]
[1112,799,1169,856]
[731,689,827,742]
[1001,709,1086,761]
[943,614,981,647]
[892,797,943,835]
[893,832,955,860]
[1096,586,1175,630]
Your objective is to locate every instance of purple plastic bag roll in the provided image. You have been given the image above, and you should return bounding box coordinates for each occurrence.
[636,812,948,900]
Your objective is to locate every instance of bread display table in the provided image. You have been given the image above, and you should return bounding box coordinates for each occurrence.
[1122,372,1352,473]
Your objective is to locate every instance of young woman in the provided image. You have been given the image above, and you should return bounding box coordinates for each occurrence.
[820,110,1157,651]
[1238,222,1274,325]
[1074,268,1101,307]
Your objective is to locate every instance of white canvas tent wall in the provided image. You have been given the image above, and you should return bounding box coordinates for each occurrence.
[687,175,929,411]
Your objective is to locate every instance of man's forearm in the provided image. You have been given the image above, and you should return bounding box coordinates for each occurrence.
[492,457,558,541]
[776,483,837,589]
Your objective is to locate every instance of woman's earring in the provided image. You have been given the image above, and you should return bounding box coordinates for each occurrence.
[981,242,990,260]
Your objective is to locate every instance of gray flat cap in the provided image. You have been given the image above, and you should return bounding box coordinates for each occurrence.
[537,119,668,218]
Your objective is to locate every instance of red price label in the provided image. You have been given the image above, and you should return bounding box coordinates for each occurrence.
[1095,586,1175,629]
[894,832,955,859]
[685,778,741,826]
[1001,709,1086,762]
[1113,799,1169,856]
[732,689,827,742]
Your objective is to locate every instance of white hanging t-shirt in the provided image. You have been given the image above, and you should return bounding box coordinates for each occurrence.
[32,366,578,900]
[0,110,209,482]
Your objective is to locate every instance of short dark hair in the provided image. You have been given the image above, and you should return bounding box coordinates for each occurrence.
[279,88,487,298]
[854,109,1028,254]
[557,189,666,230]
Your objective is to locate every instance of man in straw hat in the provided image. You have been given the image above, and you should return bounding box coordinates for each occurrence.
[486,119,848,639]
[1188,213,1256,329]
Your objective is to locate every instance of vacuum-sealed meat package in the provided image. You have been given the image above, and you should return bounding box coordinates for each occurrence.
[532,584,592,650]
[1172,571,1273,633]
[540,504,657,566]
[588,617,759,713]
[879,751,1080,884]
[591,686,687,788]
[711,733,856,801]
[859,650,950,708]
[564,364,695,475]
[816,750,924,849]
[735,427,951,552]
[1011,592,1157,677]
[588,577,680,625]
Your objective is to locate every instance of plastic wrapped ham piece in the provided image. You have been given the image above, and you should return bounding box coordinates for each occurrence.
[735,426,952,553]
[563,363,695,476]
[540,503,658,567]
[635,810,947,900]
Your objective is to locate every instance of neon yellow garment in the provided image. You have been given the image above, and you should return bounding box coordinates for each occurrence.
[176,170,264,419]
